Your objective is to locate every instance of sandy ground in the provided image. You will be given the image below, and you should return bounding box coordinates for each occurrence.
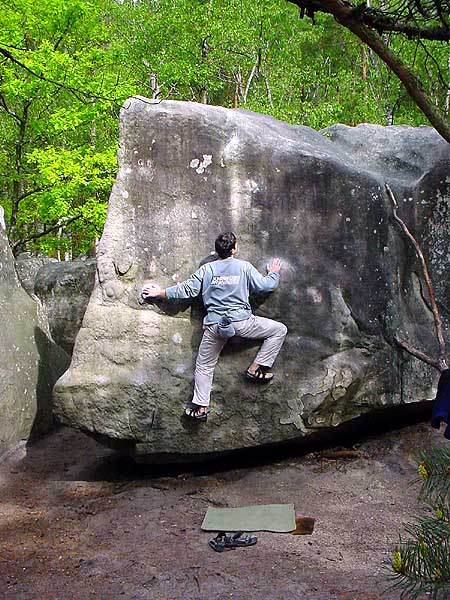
[0,421,446,600]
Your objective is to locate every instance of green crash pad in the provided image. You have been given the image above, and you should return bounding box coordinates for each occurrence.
[201,503,296,533]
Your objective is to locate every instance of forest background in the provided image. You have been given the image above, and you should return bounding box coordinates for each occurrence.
[0,0,448,257]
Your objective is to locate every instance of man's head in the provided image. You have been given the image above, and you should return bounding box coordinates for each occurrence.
[215,231,237,259]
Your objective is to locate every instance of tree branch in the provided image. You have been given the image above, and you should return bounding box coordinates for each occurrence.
[290,0,450,142]
[243,64,258,103]
[12,214,83,253]
[293,0,450,40]
[393,336,443,370]
[53,9,77,51]
[16,186,52,203]
[264,74,274,107]
[0,91,22,124]
[353,10,450,41]
[416,37,448,90]
[0,46,120,105]
[386,183,448,371]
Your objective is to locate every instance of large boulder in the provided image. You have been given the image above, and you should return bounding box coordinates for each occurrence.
[53,99,449,461]
[0,209,69,457]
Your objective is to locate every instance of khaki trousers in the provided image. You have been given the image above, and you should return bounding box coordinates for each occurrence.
[192,315,287,407]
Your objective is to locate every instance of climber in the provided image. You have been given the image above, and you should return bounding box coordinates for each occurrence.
[141,231,287,420]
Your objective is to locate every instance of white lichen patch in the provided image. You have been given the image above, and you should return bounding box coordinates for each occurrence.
[190,154,213,174]
[306,287,323,303]
[247,179,260,193]
[172,333,182,345]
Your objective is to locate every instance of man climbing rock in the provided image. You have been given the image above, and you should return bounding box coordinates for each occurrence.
[141,232,287,420]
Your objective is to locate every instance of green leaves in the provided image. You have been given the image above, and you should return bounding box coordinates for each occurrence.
[0,0,447,256]
[24,145,115,228]
[0,0,132,255]
[388,447,450,599]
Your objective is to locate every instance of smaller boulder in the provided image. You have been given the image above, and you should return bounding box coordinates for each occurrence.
[0,221,69,457]
[15,252,57,295]
[33,259,96,355]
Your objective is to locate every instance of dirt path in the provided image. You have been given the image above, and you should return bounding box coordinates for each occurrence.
[0,422,444,599]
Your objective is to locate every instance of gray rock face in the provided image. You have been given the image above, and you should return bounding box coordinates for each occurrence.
[33,259,96,354]
[53,99,449,461]
[15,252,57,295]
[0,221,69,457]
[15,254,96,355]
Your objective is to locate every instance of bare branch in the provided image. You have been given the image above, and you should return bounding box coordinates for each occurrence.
[12,214,83,254]
[386,183,448,371]
[150,73,160,100]
[243,64,258,103]
[222,47,254,60]
[0,91,21,124]
[53,9,78,51]
[234,67,244,104]
[417,37,448,89]
[393,336,444,370]
[264,75,274,107]
[354,12,450,41]
[16,186,52,203]
[0,46,120,105]
[0,41,28,51]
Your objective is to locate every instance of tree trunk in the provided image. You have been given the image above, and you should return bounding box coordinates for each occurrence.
[8,99,31,240]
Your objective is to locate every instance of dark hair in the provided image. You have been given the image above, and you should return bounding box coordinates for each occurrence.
[215,232,236,259]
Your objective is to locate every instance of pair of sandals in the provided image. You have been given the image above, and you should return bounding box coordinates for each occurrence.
[209,531,257,552]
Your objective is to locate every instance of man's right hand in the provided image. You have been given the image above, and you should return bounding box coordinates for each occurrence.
[267,258,282,273]
[141,283,165,299]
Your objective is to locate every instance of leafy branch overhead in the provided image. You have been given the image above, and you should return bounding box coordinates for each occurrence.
[293,0,450,40]
[1,0,449,256]
[290,0,450,142]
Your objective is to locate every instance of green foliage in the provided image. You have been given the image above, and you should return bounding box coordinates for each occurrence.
[388,447,450,599]
[0,0,448,256]
[418,447,450,505]
[0,0,134,256]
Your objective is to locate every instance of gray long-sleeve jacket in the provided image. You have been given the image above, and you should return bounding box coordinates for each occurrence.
[166,256,280,325]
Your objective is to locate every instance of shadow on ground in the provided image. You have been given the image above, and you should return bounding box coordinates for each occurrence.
[0,414,445,600]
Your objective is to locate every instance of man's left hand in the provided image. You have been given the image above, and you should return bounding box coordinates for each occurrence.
[267,258,282,273]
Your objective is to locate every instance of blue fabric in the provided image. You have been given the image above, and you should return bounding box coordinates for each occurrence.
[431,369,450,440]
[166,257,279,325]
